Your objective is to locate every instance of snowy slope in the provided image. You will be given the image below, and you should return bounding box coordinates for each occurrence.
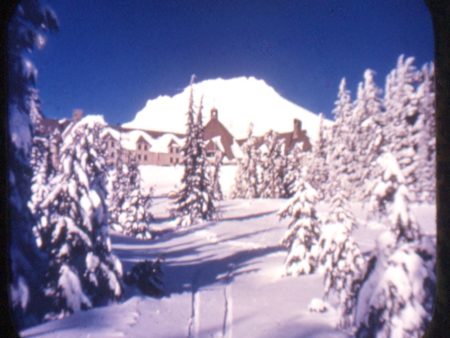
[123,77,326,141]
[21,165,436,338]
[21,195,435,338]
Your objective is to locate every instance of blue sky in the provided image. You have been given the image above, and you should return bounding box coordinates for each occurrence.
[32,0,433,124]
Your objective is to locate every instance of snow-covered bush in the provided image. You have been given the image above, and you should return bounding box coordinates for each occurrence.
[8,0,58,328]
[354,233,435,338]
[279,178,321,275]
[308,298,329,313]
[31,116,123,319]
[172,78,216,226]
[124,259,164,297]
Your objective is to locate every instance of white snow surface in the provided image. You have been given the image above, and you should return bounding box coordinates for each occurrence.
[22,168,436,338]
[123,76,328,141]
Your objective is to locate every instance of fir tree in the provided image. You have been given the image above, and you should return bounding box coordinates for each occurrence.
[305,114,328,198]
[351,70,384,200]
[172,77,216,226]
[383,56,421,201]
[371,153,422,243]
[279,178,321,275]
[31,117,123,319]
[208,151,224,201]
[282,142,305,198]
[107,147,153,239]
[259,130,287,198]
[327,78,355,198]
[231,123,260,199]
[318,193,364,329]
[415,62,436,203]
[353,233,435,338]
[8,0,58,328]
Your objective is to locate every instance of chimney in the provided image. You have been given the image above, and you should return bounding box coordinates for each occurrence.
[73,108,83,122]
[210,107,218,120]
[293,119,302,139]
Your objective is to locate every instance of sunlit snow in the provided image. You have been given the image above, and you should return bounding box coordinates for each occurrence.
[123,76,329,141]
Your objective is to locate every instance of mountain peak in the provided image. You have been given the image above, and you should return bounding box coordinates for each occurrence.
[123,77,323,141]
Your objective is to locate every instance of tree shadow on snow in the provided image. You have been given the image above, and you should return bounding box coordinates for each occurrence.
[162,244,283,295]
[219,209,278,222]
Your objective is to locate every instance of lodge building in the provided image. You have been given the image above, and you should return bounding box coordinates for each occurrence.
[44,107,312,167]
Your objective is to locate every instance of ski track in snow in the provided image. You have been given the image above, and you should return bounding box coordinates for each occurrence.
[222,263,234,338]
[188,270,202,338]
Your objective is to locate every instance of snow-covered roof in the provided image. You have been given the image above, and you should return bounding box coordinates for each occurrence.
[151,133,183,152]
[121,130,154,150]
[102,127,184,152]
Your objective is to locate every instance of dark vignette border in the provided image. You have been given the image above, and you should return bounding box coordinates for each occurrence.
[0,1,448,337]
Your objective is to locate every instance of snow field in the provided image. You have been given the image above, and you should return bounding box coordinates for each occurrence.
[22,168,435,338]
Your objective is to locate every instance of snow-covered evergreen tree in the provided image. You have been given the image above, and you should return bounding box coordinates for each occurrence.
[279,178,321,275]
[172,78,216,226]
[231,123,260,198]
[351,70,384,200]
[8,0,58,328]
[31,117,123,319]
[346,151,431,336]
[383,55,421,201]
[112,155,153,239]
[305,114,328,198]
[327,78,356,198]
[259,130,287,198]
[318,192,364,329]
[353,233,435,338]
[415,62,436,203]
[371,153,422,243]
[282,143,306,198]
[318,223,365,330]
[208,151,224,201]
[107,142,153,240]
[325,189,357,232]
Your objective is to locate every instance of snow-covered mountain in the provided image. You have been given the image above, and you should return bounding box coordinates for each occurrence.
[123,77,326,141]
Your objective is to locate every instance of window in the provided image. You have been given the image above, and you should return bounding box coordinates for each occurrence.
[111,152,115,158]
[138,154,141,160]
[110,140,114,147]
[145,145,148,151]
[170,158,173,164]
[144,155,147,161]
